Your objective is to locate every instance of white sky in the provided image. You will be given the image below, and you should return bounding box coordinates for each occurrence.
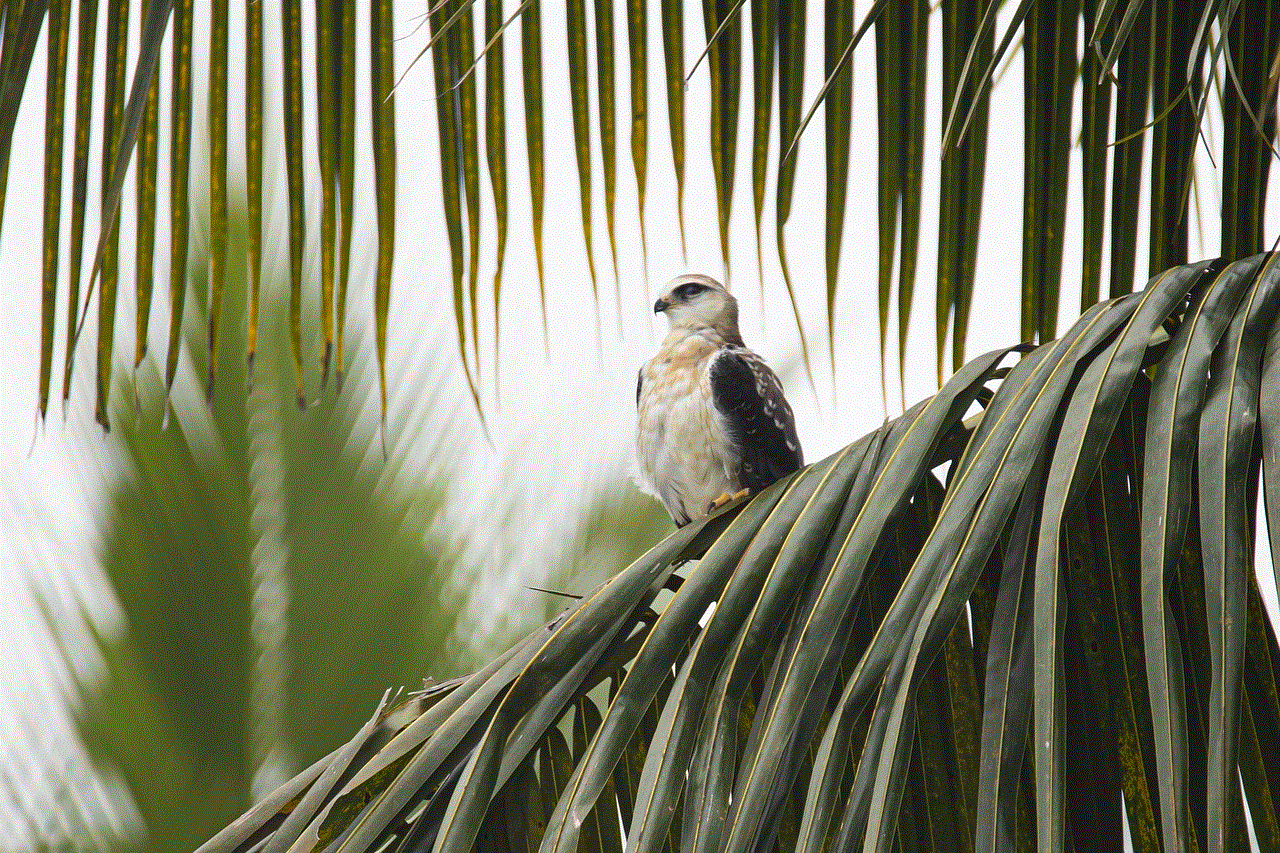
[1,0,1278,838]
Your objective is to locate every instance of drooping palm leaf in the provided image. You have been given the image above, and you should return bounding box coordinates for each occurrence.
[1021,0,1077,346]
[660,0,687,259]
[485,0,508,397]
[198,254,1280,853]
[335,1,356,392]
[316,0,338,387]
[1147,0,1201,277]
[38,0,70,418]
[567,0,598,302]
[748,0,773,292]
[61,0,99,407]
[1078,0,1110,314]
[207,0,228,402]
[626,0,648,282]
[825,0,852,378]
[703,0,742,284]
[245,0,263,383]
[895,0,926,406]
[430,0,485,426]
[134,0,160,372]
[874,0,928,406]
[166,0,193,402]
[94,0,129,428]
[1104,0,1151,301]
[521,0,549,352]
[13,0,1278,424]
[1221,0,1280,261]
[282,0,306,407]
[371,0,396,419]
[596,0,620,290]
[937,0,991,382]
[453,0,483,382]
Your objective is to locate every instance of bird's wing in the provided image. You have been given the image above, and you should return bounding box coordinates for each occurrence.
[709,348,804,493]
[636,367,643,407]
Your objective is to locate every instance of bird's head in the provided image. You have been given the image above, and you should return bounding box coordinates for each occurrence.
[653,274,741,342]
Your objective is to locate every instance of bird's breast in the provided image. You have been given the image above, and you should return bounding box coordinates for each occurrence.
[636,345,737,521]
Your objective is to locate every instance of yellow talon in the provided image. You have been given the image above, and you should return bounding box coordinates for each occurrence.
[707,488,752,514]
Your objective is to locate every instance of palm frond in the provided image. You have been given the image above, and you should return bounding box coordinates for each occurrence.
[198,254,1280,853]
[12,0,1277,423]
[282,0,306,408]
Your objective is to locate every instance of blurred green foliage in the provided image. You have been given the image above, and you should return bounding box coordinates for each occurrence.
[67,209,469,853]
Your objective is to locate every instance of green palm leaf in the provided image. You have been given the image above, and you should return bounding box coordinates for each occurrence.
[8,0,1276,423]
[93,0,129,427]
[245,0,263,381]
[316,0,338,386]
[195,253,1280,853]
[38,0,70,418]
[282,0,306,406]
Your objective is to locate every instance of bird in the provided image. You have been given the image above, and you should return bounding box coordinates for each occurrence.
[636,273,803,526]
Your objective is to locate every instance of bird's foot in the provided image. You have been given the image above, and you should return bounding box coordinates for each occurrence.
[707,488,752,514]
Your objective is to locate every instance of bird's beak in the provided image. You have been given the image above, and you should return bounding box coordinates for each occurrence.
[653,297,670,314]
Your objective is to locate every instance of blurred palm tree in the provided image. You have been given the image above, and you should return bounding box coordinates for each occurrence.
[51,208,470,853]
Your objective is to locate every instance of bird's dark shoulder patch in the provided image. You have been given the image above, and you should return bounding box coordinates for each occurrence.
[709,348,803,493]
[708,349,758,409]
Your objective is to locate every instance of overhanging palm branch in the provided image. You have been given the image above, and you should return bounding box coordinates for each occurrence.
[17,0,396,428]
[12,1,1278,425]
[197,252,1280,853]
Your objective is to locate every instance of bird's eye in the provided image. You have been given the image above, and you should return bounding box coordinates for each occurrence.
[676,283,705,300]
